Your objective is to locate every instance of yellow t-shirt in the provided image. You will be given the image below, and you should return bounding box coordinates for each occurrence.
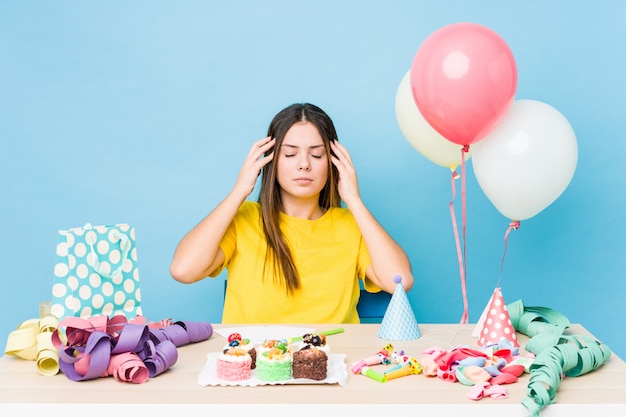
[211,201,378,323]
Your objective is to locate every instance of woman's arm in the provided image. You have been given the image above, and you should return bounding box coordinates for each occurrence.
[170,136,275,283]
[330,141,414,293]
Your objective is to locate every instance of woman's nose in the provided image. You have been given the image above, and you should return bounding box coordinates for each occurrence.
[298,156,311,171]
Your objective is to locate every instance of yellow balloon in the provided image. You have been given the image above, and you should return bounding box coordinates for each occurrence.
[395,70,470,171]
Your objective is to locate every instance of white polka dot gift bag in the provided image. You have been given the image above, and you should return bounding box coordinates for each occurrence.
[50,223,143,321]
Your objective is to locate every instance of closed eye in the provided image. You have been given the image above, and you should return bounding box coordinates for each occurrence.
[282,153,323,159]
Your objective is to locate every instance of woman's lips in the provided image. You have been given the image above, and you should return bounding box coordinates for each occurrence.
[294,177,313,184]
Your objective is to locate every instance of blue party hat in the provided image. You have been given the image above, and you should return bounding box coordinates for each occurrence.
[377,275,421,340]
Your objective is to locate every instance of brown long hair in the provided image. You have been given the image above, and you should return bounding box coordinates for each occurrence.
[258,103,341,294]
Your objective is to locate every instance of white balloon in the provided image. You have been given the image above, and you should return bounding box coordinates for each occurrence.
[395,70,469,170]
[471,99,578,221]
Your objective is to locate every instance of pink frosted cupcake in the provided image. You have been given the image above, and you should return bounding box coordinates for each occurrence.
[216,347,252,381]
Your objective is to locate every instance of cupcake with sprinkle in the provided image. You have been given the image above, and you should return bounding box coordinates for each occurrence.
[223,333,257,369]
[292,333,330,381]
[256,339,292,382]
[216,346,252,381]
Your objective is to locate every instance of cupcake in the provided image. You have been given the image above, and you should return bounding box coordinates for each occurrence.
[256,339,292,382]
[224,333,257,369]
[216,346,252,381]
[292,333,329,381]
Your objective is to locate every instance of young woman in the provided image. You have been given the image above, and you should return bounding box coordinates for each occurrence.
[170,103,413,323]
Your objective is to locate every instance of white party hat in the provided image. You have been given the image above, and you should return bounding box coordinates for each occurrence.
[377,275,421,340]
[472,290,495,337]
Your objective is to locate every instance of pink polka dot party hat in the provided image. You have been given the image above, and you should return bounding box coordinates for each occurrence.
[473,287,519,348]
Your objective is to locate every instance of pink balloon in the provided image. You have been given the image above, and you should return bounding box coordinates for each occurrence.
[410,22,518,146]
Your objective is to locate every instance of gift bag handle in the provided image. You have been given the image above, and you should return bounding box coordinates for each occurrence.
[86,227,131,280]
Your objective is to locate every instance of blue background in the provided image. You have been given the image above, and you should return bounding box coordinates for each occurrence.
[2,1,624,358]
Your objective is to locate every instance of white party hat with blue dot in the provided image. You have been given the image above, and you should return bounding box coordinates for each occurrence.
[377,275,421,340]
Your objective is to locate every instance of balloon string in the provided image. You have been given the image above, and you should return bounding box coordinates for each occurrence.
[460,145,469,323]
[449,145,470,325]
[449,169,466,323]
[497,221,520,288]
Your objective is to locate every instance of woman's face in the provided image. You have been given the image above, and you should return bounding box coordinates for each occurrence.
[276,121,329,204]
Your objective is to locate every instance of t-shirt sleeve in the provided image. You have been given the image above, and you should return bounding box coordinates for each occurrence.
[208,200,259,278]
[356,229,381,292]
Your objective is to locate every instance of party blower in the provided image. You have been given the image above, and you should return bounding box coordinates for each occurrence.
[351,344,394,374]
[386,349,424,376]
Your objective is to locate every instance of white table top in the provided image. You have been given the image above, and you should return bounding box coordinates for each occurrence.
[1,323,624,416]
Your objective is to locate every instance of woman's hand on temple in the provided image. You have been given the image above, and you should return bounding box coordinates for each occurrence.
[232,136,275,198]
[330,140,361,206]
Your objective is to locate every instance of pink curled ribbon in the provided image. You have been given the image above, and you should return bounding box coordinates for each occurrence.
[106,352,149,383]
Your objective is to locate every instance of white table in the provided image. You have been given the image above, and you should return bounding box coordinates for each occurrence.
[1,323,624,416]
